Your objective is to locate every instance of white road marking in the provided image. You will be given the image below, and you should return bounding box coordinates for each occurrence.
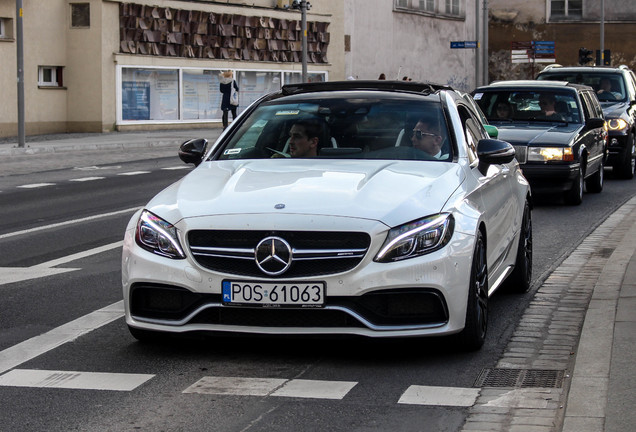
[0,301,124,375]
[0,241,122,286]
[398,385,481,407]
[0,369,154,391]
[271,379,358,400]
[0,207,139,240]
[69,177,106,182]
[73,165,121,171]
[184,376,357,400]
[161,166,190,170]
[117,171,151,176]
[17,183,56,189]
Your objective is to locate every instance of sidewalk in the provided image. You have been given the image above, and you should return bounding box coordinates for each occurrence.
[1,130,635,432]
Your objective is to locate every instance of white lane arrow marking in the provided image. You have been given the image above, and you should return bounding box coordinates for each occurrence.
[0,241,123,286]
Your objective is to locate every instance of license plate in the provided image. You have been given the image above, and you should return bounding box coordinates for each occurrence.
[222,281,325,308]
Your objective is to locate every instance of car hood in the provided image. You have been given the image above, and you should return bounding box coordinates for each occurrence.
[493,123,580,147]
[146,159,465,227]
[600,101,630,119]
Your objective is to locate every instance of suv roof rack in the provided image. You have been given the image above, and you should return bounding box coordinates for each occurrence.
[281,80,452,96]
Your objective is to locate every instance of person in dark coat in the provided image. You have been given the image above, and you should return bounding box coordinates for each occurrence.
[219,70,239,129]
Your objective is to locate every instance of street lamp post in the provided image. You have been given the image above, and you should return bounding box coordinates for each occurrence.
[16,0,25,147]
[291,0,310,82]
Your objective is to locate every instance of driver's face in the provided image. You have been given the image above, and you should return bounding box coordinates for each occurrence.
[289,125,318,157]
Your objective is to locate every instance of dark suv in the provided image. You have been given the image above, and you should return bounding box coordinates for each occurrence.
[537,65,636,179]
[473,80,606,205]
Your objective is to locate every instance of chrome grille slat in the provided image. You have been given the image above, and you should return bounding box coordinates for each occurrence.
[187,230,371,278]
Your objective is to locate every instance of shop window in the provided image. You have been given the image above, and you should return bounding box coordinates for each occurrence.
[38,66,64,87]
[71,3,90,28]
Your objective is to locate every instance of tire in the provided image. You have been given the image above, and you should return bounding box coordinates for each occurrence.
[564,164,583,205]
[615,134,635,180]
[505,203,532,293]
[128,325,165,343]
[585,157,604,193]
[457,230,488,351]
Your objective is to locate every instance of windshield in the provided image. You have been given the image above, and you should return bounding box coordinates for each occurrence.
[538,72,627,102]
[473,90,581,124]
[215,96,452,162]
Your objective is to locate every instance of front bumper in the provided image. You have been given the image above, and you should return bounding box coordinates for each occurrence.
[519,163,580,193]
[122,214,476,338]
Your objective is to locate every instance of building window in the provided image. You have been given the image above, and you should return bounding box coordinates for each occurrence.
[71,3,90,28]
[418,0,434,12]
[0,17,12,39]
[38,66,64,87]
[550,0,582,18]
[445,0,460,15]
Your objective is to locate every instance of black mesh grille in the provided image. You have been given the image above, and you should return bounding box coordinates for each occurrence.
[187,230,371,278]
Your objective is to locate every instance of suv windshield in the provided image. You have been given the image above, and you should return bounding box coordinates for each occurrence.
[537,72,627,102]
[216,95,452,161]
[473,90,580,124]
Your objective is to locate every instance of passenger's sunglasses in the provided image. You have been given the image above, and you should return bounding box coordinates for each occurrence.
[412,130,438,139]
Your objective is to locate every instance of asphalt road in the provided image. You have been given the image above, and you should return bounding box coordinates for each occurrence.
[0,153,635,431]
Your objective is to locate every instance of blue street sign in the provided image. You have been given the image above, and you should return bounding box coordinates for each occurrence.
[451,41,478,49]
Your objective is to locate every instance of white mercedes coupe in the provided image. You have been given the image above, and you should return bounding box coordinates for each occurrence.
[122,81,532,350]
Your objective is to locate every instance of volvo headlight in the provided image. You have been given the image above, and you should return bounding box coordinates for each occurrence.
[374,213,454,263]
[135,210,185,259]
[527,147,574,162]
[607,118,628,132]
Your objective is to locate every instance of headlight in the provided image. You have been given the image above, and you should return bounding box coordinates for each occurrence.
[607,119,628,131]
[135,210,186,259]
[374,214,454,263]
[527,147,574,162]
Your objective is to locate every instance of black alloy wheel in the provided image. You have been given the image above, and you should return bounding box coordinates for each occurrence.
[585,157,604,193]
[615,133,635,179]
[457,230,488,350]
[565,164,584,205]
[505,203,533,293]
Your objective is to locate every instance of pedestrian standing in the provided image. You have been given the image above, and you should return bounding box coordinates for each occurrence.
[219,70,239,129]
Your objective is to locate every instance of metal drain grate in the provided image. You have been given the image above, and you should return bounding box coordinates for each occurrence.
[474,368,565,388]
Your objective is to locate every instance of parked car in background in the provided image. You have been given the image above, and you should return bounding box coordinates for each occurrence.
[122,80,532,350]
[473,80,607,205]
[537,65,636,179]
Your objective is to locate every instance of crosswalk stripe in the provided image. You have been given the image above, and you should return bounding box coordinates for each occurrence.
[183,376,357,400]
[0,369,154,391]
[17,183,56,189]
[398,385,480,407]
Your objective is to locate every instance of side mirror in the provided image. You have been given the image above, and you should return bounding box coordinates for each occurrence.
[585,118,605,130]
[477,138,515,167]
[178,138,208,166]
[483,124,499,139]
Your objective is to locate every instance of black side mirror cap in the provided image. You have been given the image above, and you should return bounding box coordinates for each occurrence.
[586,118,605,130]
[178,138,208,166]
[477,139,516,166]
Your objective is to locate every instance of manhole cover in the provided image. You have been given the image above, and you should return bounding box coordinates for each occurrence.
[474,368,565,388]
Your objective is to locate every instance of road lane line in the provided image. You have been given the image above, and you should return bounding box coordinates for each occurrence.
[32,241,123,269]
[0,369,154,391]
[0,207,140,240]
[69,177,106,182]
[17,183,56,189]
[0,301,124,375]
[117,171,151,176]
[161,166,190,170]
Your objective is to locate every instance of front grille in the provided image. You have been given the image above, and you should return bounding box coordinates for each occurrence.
[188,230,371,278]
[513,145,527,164]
